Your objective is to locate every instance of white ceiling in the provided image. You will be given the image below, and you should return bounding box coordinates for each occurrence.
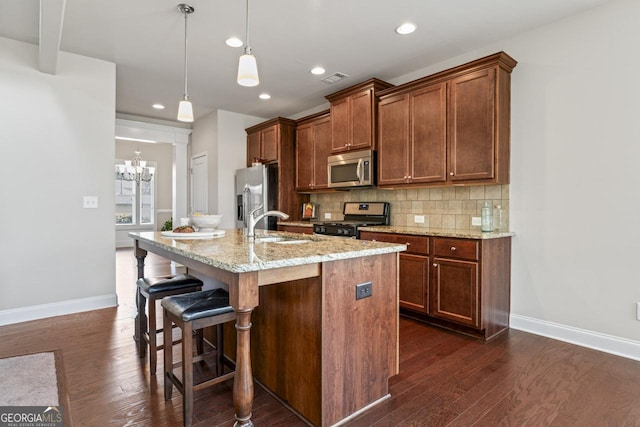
[0,0,611,122]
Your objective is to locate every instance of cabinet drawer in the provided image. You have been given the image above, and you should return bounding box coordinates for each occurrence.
[433,238,478,260]
[360,232,428,255]
[395,235,428,255]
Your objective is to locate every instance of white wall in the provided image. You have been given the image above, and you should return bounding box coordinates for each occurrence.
[384,0,640,355]
[0,37,116,322]
[190,109,263,230]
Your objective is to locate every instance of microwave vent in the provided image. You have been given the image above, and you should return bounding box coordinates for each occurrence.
[321,72,349,84]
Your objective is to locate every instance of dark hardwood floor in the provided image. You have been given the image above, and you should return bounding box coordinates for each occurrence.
[1,248,639,426]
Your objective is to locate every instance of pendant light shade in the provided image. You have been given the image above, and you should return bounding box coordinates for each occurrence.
[237,47,259,87]
[177,4,194,122]
[177,98,194,123]
[237,0,259,87]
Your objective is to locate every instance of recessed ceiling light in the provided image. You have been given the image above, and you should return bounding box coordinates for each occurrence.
[152,103,165,110]
[225,37,243,47]
[395,23,417,35]
[311,66,326,75]
[259,93,271,100]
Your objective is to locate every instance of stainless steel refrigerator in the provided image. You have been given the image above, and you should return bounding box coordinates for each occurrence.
[235,164,279,231]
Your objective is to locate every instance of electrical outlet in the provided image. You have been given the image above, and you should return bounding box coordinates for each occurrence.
[414,215,425,224]
[471,216,481,226]
[355,282,373,300]
[83,196,98,209]
[636,302,640,321]
[324,213,331,219]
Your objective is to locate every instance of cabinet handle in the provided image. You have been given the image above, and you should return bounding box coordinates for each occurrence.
[403,175,407,179]
[450,246,456,251]
[432,263,438,268]
[408,176,412,179]
[449,172,454,176]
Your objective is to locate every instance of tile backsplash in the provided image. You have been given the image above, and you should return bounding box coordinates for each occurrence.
[310,184,509,231]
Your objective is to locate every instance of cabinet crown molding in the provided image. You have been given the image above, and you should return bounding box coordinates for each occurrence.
[325,78,393,102]
[245,116,296,133]
[379,51,517,98]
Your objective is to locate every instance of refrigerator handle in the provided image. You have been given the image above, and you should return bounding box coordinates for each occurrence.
[242,186,250,228]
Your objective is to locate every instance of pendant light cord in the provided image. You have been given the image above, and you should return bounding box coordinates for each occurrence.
[244,0,251,53]
[183,8,189,99]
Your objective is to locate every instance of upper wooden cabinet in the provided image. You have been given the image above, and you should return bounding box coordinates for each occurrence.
[325,78,393,153]
[245,117,309,221]
[246,117,296,166]
[378,82,447,186]
[295,110,331,192]
[377,52,517,188]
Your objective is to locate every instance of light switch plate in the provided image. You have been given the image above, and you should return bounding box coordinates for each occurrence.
[414,215,425,224]
[324,213,331,219]
[471,216,481,226]
[83,196,98,209]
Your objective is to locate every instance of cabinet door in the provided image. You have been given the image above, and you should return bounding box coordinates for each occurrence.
[448,68,496,182]
[430,258,479,328]
[313,116,331,189]
[350,89,373,151]
[330,97,350,152]
[378,94,409,186]
[247,131,261,166]
[296,124,314,190]
[410,82,447,184]
[399,253,429,313]
[261,125,279,163]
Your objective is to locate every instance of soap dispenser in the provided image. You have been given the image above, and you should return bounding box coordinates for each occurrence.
[481,201,492,232]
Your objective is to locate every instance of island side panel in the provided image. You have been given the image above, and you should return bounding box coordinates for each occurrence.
[251,277,323,425]
[222,276,323,426]
[321,252,398,426]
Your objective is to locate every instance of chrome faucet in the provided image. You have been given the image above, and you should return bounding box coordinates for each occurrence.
[246,205,289,239]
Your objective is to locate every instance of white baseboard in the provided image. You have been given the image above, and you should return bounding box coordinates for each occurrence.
[0,294,118,326]
[510,313,640,361]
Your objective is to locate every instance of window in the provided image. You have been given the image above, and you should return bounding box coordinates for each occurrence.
[115,160,156,226]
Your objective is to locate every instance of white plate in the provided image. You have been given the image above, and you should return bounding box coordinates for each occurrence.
[161,230,225,239]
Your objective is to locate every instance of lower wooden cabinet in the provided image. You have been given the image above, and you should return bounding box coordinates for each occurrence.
[277,224,314,234]
[360,231,429,313]
[360,231,511,340]
[430,257,479,328]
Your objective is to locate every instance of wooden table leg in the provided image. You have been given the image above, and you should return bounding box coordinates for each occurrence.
[233,308,254,427]
[134,244,148,354]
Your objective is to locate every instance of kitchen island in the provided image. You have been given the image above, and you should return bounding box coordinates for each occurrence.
[130,229,405,426]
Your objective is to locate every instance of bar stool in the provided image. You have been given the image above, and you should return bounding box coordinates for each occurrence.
[136,274,204,375]
[162,288,236,427]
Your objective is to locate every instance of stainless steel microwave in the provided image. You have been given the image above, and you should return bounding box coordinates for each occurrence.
[327,149,375,189]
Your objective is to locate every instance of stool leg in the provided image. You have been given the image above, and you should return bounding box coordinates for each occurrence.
[163,309,173,401]
[148,297,158,375]
[136,290,147,358]
[216,324,224,376]
[196,329,204,356]
[182,321,194,427]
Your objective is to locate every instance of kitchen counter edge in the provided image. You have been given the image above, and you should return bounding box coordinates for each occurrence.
[359,226,514,239]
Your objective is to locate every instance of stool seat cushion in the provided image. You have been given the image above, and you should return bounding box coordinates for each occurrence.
[137,274,203,295]
[162,289,233,322]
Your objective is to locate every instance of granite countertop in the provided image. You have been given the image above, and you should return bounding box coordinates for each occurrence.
[130,229,405,273]
[360,225,514,239]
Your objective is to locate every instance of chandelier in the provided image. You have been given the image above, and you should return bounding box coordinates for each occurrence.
[116,151,154,183]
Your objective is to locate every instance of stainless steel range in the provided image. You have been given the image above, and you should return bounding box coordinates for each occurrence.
[313,202,390,238]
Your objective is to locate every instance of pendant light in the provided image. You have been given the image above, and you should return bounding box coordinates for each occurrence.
[177,4,194,122]
[237,0,259,87]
